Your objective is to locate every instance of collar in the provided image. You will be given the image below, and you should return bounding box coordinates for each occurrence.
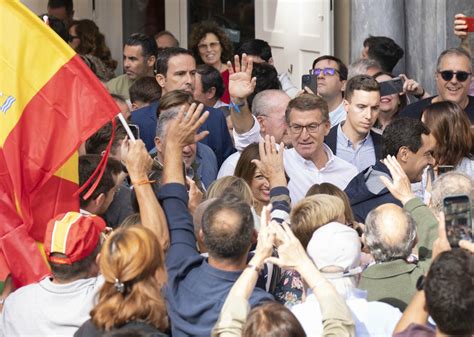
[338,122,371,147]
[362,259,418,279]
[290,144,335,170]
[79,209,93,215]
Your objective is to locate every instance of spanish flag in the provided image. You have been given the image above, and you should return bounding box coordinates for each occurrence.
[0,1,119,287]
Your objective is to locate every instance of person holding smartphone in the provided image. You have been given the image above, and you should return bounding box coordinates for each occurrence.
[454,13,474,96]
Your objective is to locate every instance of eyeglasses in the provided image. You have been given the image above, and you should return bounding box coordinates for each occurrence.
[288,122,324,134]
[311,67,340,76]
[438,70,472,82]
[198,41,220,51]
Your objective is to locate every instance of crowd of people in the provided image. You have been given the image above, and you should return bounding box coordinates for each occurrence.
[1,0,474,336]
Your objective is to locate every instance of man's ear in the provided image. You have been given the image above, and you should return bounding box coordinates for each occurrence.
[256,115,266,133]
[155,74,166,89]
[155,136,163,153]
[398,146,410,163]
[131,102,139,111]
[206,87,217,100]
[343,98,350,113]
[341,80,347,92]
[147,55,157,69]
[268,57,274,65]
[199,228,205,243]
[94,193,106,209]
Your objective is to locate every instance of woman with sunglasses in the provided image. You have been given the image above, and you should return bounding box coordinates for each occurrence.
[189,21,234,104]
[399,48,474,122]
[68,20,117,82]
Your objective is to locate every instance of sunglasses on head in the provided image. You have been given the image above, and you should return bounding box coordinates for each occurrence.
[310,67,340,76]
[438,70,472,82]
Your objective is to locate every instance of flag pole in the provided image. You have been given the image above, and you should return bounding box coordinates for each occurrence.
[117,113,136,142]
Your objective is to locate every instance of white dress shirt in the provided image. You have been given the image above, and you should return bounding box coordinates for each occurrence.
[233,116,357,203]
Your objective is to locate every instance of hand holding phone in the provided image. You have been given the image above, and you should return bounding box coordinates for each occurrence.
[301,75,318,94]
[379,77,404,96]
[464,17,474,32]
[443,194,473,247]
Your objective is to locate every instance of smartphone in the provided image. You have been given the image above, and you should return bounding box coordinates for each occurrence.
[302,74,318,94]
[443,194,473,247]
[379,77,404,96]
[465,17,474,32]
[438,165,455,175]
[128,123,140,140]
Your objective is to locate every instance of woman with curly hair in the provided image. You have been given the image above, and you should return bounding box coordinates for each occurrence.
[74,226,168,336]
[69,19,117,82]
[421,101,474,178]
[189,21,234,103]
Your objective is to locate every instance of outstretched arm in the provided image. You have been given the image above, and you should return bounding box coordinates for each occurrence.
[228,54,257,134]
[454,13,472,56]
[122,139,169,250]
[159,104,209,270]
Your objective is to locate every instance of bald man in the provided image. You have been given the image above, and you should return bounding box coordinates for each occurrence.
[359,203,435,312]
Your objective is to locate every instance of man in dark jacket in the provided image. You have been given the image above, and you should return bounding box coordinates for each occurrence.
[324,75,382,172]
[345,117,435,222]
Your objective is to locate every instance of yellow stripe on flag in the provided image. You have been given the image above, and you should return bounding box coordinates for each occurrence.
[54,152,79,184]
[50,212,80,254]
[0,0,76,146]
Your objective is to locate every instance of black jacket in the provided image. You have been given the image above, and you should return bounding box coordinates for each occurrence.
[324,124,384,161]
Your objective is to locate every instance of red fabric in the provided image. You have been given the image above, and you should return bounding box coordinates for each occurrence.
[0,55,119,287]
[220,69,230,104]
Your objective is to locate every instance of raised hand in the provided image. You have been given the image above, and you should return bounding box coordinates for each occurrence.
[228,53,257,100]
[454,13,468,39]
[251,135,286,188]
[399,74,426,98]
[166,103,209,149]
[379,155,416,205]
[121,137,152,181]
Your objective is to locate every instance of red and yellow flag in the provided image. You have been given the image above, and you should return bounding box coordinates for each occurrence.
[0,1,119,287]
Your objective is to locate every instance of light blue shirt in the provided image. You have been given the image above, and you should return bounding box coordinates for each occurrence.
[329,102,347,127]
[336,123,376,172]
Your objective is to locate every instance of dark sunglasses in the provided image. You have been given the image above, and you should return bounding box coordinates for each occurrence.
[310,67,340,76]
[438,70,472,82]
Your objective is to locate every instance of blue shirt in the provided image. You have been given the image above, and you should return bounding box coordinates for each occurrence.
[336,123,376,172]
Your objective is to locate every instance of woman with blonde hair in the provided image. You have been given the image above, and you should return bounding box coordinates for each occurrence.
[75,226,168,336]
[273,194,346,306]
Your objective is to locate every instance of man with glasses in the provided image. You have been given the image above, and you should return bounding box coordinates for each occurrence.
[400,48,474,122]
[324,75,383,172]
[228,55,357,202]
[311,55,348,127]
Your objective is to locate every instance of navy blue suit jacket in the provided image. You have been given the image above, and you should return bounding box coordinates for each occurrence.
[131,101,235,167]
[324,124,384,161]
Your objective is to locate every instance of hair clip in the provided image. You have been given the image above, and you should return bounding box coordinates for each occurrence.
[114,278,125,293]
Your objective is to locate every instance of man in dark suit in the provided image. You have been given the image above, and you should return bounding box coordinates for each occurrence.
[131,47,234,167]
[324,75,382,172]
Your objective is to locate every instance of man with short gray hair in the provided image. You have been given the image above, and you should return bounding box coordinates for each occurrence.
[217,89,290,177]
[153,104,217,189]
[359,204,422,311]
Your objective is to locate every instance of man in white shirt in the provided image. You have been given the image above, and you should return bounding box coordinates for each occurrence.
[229,55,357,202]
[218,89,290,177]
